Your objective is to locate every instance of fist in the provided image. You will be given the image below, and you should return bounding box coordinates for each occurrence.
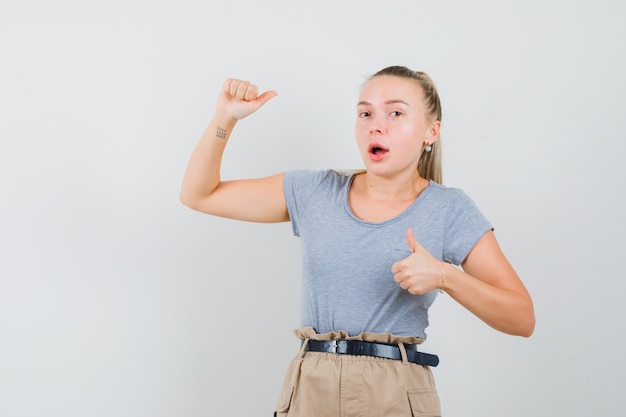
[391,228,441,295]
[217,78,277,120]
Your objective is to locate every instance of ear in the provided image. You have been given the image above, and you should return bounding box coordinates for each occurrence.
[426,120,441,144]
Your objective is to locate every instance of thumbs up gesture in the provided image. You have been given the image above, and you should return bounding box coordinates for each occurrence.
[391,228,442,295]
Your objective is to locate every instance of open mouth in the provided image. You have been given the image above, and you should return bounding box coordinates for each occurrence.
[368,143,389,160]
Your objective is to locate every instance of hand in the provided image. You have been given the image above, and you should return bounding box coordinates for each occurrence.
[216,78,277,120]
[391,228,442,295]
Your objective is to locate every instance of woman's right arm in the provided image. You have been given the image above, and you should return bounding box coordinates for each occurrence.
[180,79,288,223]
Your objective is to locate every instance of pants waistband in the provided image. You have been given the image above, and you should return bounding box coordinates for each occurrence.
[302,339,439,367]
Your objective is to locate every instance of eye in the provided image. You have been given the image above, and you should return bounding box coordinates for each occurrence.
[390,111,402,117]
[359,111,371,118]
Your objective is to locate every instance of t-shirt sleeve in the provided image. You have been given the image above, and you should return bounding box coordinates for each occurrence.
[443,189,493,266]
[283,170,330,237]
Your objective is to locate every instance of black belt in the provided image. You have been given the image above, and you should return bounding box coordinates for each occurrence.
[303,339,439,367]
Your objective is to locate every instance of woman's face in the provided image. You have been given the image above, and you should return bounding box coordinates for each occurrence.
[355,75,436,178]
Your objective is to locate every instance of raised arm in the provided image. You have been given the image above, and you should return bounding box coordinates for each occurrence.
[180,79,289,223]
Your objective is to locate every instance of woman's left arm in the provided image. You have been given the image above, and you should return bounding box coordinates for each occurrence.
[445,230,535,337]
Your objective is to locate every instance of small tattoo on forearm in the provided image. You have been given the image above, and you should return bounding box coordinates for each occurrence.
[216,127,227,139]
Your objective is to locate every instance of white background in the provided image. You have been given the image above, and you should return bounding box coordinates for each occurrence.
[1,1,624,416]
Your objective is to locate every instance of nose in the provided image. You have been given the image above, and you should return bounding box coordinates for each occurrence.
[368,116,384,135]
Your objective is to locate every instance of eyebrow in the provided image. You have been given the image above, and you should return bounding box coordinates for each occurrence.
[357,99,410,107]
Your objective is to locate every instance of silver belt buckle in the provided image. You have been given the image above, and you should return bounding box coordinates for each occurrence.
[331,340,338,353]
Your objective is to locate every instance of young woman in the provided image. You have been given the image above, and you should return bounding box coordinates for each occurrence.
[180,66,535,417]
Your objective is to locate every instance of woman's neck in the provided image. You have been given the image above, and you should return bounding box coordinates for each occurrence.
[348,171,430,222]
[357,171,429,202]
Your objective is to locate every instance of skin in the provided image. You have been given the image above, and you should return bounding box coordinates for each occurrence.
[180,76,535,337]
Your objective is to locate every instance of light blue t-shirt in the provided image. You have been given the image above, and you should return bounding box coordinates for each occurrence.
[283,169,492,339]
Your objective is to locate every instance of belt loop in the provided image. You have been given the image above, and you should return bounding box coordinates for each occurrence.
[398,342,409,365]
[298,338,310,358]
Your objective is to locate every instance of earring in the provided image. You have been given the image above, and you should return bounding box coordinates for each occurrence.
[424,143,432,152]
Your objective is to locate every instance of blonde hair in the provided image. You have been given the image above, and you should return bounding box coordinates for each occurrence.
[368,66,443,184]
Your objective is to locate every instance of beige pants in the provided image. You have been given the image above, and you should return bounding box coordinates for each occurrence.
[274,327,441,417]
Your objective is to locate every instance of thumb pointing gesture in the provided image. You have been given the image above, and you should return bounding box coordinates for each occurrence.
[406,227,423,254]
[392,228,440,295]
[218,78,278,120]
